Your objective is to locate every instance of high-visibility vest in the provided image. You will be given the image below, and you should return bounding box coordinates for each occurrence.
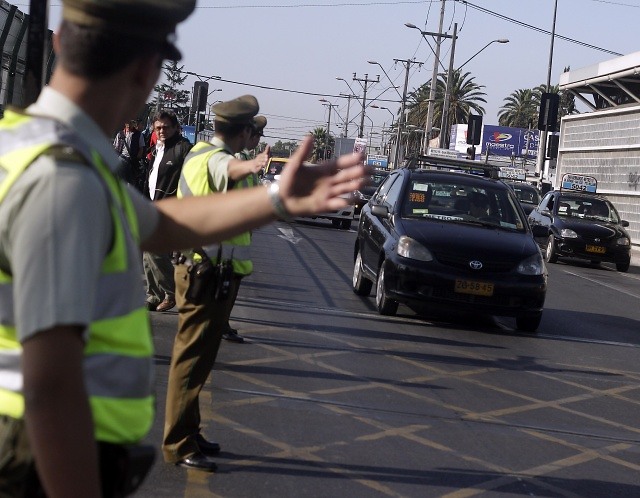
[178,142,253,275]
[0,109,154,444]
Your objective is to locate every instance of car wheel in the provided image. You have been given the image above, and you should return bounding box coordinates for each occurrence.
[590,260,601,266]
[616,260,630,272]
[516,312,542,333]
[375,263,398,316]
[352,249,372,296]
[545,235,558,263]
[340,220,352,230]
[331,220,341,228]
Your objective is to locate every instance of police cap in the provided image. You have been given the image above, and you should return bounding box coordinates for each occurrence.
[62,0,196,61]
[253,115,267,135]
[212,96,259,125]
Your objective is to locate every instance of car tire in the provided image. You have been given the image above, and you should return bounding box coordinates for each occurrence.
[352,250,372,296]
[340,220,352,230]
[331,220,341,228]
[375,263,398,316]
[616,260,630,272]
[516,312,542,333]
[545,235,558,263]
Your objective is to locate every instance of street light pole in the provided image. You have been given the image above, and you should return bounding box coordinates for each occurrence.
[536,0,559,181]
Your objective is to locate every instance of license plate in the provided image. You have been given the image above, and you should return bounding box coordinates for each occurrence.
[585,245,606,254]
[454,279,494,296]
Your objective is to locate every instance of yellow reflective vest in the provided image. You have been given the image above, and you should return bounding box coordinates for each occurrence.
[179,141,253,275]
[0,109,154,444]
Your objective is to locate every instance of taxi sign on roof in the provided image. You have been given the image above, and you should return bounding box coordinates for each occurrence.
[498,167,527,181]
[560,173,597,193]
[427,147,459,159]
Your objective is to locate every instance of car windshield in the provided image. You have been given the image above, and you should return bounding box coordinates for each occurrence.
[402,179,526,231]
[556,195,620,223]
[511,184,541,205]
[265,160,286,177]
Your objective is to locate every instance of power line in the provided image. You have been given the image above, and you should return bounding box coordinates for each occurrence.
[457,0,623,56]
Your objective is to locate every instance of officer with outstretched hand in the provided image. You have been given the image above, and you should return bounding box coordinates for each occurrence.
[0,0,366,496]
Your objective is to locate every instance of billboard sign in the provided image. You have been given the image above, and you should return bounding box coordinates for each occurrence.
[481,125,539,160]
[366,154,389,169]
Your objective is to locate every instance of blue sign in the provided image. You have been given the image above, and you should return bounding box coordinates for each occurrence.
[481,125,539,159]
[366,154,389,169]
[182,125,196,144]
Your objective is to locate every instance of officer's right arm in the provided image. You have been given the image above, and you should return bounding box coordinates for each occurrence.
[143,136,367,253]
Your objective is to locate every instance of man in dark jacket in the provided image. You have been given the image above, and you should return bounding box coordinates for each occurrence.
[143,110,192,311]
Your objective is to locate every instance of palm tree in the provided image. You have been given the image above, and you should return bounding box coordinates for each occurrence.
[498,88,538,128]
[309,127,334,163]
[405,69,486,147]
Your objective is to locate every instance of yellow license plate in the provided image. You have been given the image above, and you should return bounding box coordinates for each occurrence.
[585,245,606,254]
[455,279,494,296]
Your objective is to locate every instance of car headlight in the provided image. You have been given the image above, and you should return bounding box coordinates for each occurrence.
[396,235,433,261]
[560,228,578,238]
[517,252,546,275]
[617,237,630,246]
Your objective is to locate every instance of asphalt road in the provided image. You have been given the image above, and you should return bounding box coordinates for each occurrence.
[136,219,640,497]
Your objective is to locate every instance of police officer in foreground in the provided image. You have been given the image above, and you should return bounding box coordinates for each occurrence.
[222,114,270,343]
[162,97,270,472]
[0,1,367,496]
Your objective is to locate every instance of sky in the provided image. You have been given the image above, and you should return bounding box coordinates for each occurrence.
[39,0,640,148]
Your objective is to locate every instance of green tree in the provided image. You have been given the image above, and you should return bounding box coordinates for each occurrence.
[498,88,538,128]
[309,127,334,163]
[405,69,486,147]
[270,140,298,158]
[148,61,191,125]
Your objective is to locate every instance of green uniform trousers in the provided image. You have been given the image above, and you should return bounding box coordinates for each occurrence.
[161,264,241,463]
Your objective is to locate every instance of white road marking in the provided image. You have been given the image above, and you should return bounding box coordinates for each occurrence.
[277,227,302,244]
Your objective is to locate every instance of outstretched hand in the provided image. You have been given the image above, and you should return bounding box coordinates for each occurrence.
[277,136,368,217]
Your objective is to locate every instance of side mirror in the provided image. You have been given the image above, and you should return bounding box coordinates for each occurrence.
[540,209,552,218]
[371,204,389,218]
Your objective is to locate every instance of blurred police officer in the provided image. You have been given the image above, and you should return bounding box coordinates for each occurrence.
[0,1,367,495]
[222,115,269,343]
[162,96,271,471]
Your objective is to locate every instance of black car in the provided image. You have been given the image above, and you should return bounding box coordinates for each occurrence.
[353,168,389,217]
[352,161,548,332]
[505,181,541,216]
[528,190,632,272]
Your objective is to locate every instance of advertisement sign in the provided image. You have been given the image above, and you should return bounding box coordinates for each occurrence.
[353,137,367,155]
[366,154,389,169]
[182,125,196,144]
[481,125,539,160]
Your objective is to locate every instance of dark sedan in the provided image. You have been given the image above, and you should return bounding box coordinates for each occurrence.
[528,190,632,272]
[353,168,389,217]
[505,181,541,215]
[353,165,548,332]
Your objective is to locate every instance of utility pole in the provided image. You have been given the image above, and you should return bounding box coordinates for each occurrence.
[439,22,457,150]
[394,58,422,168]
[339,93,355,137]
[425,0,446,152]
[353,73,380,138]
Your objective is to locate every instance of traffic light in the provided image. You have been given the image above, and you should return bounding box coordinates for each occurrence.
[467,114,482,145]
[537,92,559,132]
[466,146,476,160]
[191,81,208,114]
[546,134,559,159]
